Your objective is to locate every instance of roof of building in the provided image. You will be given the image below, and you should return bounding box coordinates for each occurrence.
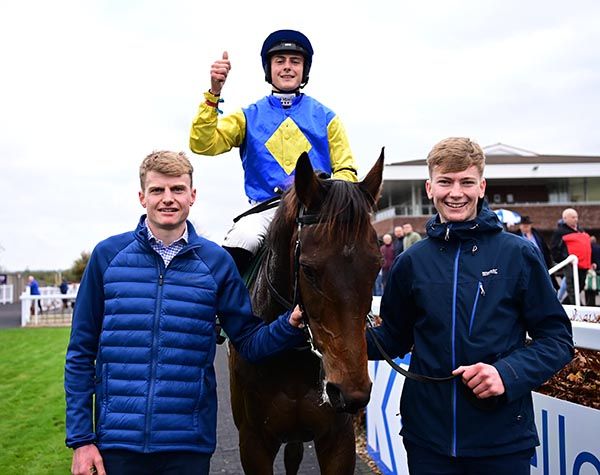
[384,143,600,180]
[389,143,600,167]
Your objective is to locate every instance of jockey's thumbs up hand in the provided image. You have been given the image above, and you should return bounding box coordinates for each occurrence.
[210,50,231,96]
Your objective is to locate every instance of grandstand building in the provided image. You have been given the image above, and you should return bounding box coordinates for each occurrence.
[373,143,600,240]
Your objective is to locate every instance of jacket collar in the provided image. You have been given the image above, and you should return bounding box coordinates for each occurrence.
[134,215,202,247]
[426,200,503,242]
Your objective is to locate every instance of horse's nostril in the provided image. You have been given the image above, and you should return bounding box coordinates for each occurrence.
[325,382,371,413]
[325,382,344,410]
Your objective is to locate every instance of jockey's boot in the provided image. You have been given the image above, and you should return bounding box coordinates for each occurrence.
[214,318,227,345]
[223,246,254,277]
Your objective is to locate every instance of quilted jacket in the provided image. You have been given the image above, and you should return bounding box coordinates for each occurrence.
[65,216,304,453]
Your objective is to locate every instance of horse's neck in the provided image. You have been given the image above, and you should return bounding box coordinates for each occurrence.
[252,225,294,323]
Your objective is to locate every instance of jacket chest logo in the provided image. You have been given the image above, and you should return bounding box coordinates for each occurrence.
[481,268,498,277]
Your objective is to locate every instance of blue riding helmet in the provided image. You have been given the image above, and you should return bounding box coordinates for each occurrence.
[261,29,314,87]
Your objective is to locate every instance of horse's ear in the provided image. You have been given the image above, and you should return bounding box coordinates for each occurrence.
[359,147,385,207]
[295,152,322,208]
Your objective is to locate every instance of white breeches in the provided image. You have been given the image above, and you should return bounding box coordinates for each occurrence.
[222,205,277,254]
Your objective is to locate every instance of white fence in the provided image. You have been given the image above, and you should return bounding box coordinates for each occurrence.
[367,296,600,475]
[20,286,78,326]
[549,254,582,306]
[0,284,14,304]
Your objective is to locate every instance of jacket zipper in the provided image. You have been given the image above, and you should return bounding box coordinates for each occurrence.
[451,246,460,457]
[144,260,165,450]
[137,240,201,450]
[468,282,484,336]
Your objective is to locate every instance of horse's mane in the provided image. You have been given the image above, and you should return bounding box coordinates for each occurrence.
[269,178,374,246]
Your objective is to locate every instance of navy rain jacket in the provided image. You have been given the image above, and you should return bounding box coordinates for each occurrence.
[64,217,305,453]
[367,202,573,457]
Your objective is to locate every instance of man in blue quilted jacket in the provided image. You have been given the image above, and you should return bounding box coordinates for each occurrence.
[367,137,573,475]
[64,150,305,475]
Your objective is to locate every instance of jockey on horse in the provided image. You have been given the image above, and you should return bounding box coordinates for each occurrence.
[189,29,358,275]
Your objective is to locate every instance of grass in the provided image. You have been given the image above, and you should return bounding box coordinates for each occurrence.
[0,327,73,474]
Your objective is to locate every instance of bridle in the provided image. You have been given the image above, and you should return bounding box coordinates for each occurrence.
[265,203,456,384]
[266,205,324,359]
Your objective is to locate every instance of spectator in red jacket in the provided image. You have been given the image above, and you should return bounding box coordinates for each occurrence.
[550,208,592,305]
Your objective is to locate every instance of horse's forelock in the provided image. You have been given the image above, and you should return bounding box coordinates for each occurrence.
[317,180,373,242]
[269,178,373,246]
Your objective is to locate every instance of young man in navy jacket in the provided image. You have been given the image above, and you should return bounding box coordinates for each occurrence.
[64,151,305,475]
[367,137,573,475]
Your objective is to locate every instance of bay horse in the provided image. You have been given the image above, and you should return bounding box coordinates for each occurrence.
[228,150,384,474]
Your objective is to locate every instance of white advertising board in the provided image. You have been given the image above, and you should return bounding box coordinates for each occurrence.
[366,358,409,475]
[366,357,600,475]
[531,392,600,475]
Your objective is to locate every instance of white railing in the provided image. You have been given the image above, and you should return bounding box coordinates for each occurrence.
[20,288,78,326]
[0,284,14,304]
[548,254,581,307]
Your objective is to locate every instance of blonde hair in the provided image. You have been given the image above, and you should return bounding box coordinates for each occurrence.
[426,137,485,177]
[139,151,194,189]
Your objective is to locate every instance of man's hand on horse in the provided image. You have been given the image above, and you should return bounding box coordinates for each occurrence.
[452,362,505,399]
[210,51,230,96]
[288,305,305,328]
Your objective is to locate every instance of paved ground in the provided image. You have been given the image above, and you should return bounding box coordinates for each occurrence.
[211,343,375,474]
[0,302,375,474]
[0,302,20,328]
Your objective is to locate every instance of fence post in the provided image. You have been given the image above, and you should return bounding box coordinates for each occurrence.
[21,293,30,327]
[548,255,581,307]
[571,258,581,307]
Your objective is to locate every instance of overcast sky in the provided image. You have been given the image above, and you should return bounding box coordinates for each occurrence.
[1,0,599,271]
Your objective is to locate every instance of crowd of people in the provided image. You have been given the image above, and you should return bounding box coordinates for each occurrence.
[377,209,599,306]
[376,223,423,294]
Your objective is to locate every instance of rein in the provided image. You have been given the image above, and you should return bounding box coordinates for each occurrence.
[232,195,281,223]
[366,313,456,383]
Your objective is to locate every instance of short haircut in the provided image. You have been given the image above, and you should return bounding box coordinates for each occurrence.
[139,151,194,189]
[426,137,485,177]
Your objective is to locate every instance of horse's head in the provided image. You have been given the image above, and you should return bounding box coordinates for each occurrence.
[286,149,384,413]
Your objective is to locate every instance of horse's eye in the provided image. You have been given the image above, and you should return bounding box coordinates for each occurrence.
[300,263,320,288]
[301,263,315,278]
